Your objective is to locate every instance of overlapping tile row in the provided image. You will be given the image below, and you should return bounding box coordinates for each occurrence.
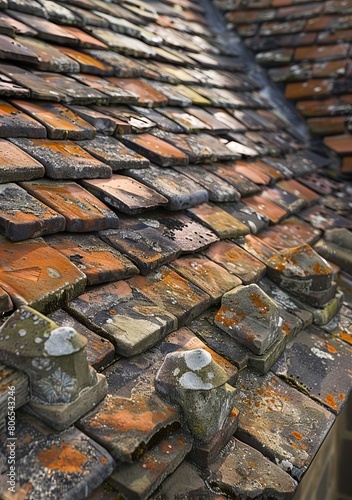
[0,0,351,499]
[216,0,352,176]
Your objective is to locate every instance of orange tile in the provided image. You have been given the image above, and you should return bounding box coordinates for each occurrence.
[0,139,44,182]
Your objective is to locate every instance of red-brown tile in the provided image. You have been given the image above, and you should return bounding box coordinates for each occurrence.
[186,203,249,239]
[285,79,334,100]
[0,183,65,241]
[294,44,349,62]
[257,217,322,249]
[69,106,130,136]
[58,47,113,75]
[237,233,277,264]
[307,116,348,135]
[0,34,38,64]
[205,241,266,284]
[203,164,260,197]
[0,139,44,183]
[312,59,346,78]
[0,100,46,138]
[242,195,288,224]
[324,134,352,154]
[21,179,119,232]
[108,77,169,107]
[59,27,108,49]
[296,96,352,117]
[276,178,320,205]
[0,236,86,312]
[71,74,139,104]
[233,160,271,185]
[45,233,139,286]
[317,29,352,44]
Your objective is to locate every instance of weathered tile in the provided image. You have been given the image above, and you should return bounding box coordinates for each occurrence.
[297,173,342,195]
[173,165,240,202]
[170,255,241,303]
[49,309,115,370]
[0,183,65,241]
[21,179,119,233]
[57,47,114,75]
[70,280,178,355]
[82,175,168,214]
[100,222,181,275]
[320,306,352,345]
[202,163,260,196]
[298,205,352,230]
[61,26,109,49]
[0,413,115,497]
[126,165,208,210]
[71,74,138,104]
[0,237,86,312]
[285,79,334,100]
[138,211,219,253]
[205,107,246,131]
[232,160,271,185]
[11,100,96,140]
[208,438,297,498]
[221,202,269,234]
[108,77,168,107]
[205,241,266,284]
[276,178,320,205]
[11,138,112,179]
[0,11,37,36]
[272,325,352,415]
[157,107,211,133]
[257,217,322,250]
[237,234,277,264]
[0,138,44,183]
[95,105,156,133]
[0,73,30,98]
[235,369,335,480]
[186,203,249,239]
[0,286,12,315]
[38,2,79,27]
[86,49,153,78]
[108,429,192,500]
[0,33,39,64]
[0,100,46,138]
[130,106,184,133]
[78,136,150,170]
[69,106,130,135]
[119,133,189,167]
[242,195,288,224]
[89,28,157,58]
[260,186,306,214]
[142,79,192,106]
[294,44,349,62]
[128,267,211,326]
[315,228,352,274]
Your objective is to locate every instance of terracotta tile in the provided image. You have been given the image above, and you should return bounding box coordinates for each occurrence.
[21,179,119,232]
[0,100,46,138]
[257,217,322,249]
[0,139,44,183]
[82,175,168,214]
[89,28,157,58]
[8,11,79,45]
[260,186,306,214]
[100,222,181,275]
[278,2,322,17]
[233,160,271,185]
[276,178,320,205]
[186,203,250,239]
[294,44,349,62]
[141,79,193,106]
[68,106,130,135]
[67,280,177,356]
[285,79,334,100]
[234,369,334,481]
[324,134,352,154]
[172,84,213,106]
[126,165,209,210]
[49,309,115,370]
[173,165,241,202]
[16,36,80,72]
[78,136,150,170]
[307,115,348,135]
[305,15,334,31]
[225,9,277,25]
[242,195,288,224]
[11,100,96,140]
[95,105,156,133]
[0,63,64,101]
[45,233,138,286]
[0,236,86,312]
[128,266,211,326]
[259,19,306,36]
[297,173,340,194]
[71,74,139,104]
[221,202,270,234]
[86,49,152,78]
[130,105,184,133]
[107,77,169,107]
[158,107,211,133]
[170,255,241,303]
[203,164,260,196]
[205,107,246,131]
[317,29,352,45]
[10,138,112,179]
[0,183,65,241]
[138,211,219,253]
[277,32,317,48]
[0,34,38,64]
[0,11,37,36]
[61,26,108,49]
[57,47,113,76]
[342,156,352,174]
[185,106,231,133]
[205,241,266,284]
[269,63,312,83]
[237,234,277,264]
[298,205,352,230]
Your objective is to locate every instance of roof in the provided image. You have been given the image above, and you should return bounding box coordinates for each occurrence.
[0,0,351,498]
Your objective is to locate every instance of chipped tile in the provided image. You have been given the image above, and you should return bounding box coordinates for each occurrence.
[82,175,168,214]
[0,236,86,312]
[186,203,249,239]
[242,195,288,224]
[221,202,269,234]
[0,138,44,183]
[57,47,114,75]
[158,107,211,133]
[69,106,130,136]
[11,138,112,179]
[130,105,184,133]
[205,241,266,284]
[0,100,46,138]
[21,179,119,232]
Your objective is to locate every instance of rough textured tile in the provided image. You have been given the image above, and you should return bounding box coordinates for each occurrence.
[82,175,168,214]
[242,195,288,224]
[158,106,211,133]
[186,203,250,239]
[67,280,177,356]
[130,105,184,133]
[272,325,352,414]
[261,186,306,214]
[49,309,115,370]
[60,27,109,49]
[11,100,96,140]
[205,241,266,284]
[173,165,241,202]
[151,130,215,163]
[142,79,192,106]
[235,369,335,480]
[0,237,86,312]
[257,217,322,250]
[203,163,260,197]
[10,138,112,179]
[170,255,242,303]
[0,100,46,138]
[126,165,208,210]
[71,74,139,104]
[0,138,44,183]
[108,430,192,500]
[320,306,352,345]
[89,29,157,58]
[221,202,269,234]
[69,106,129,136]
[0,286,12,315]
[56,47,113,75]
[298,205,352,230]
[100,222,181,275]
[86,49,152,78]
[128,266,211,327]
[138,211,219,253]
[0,33,39,64]
[0,183,65,241]
[0,73,30,98]
[95,105,156,133]
[45,233,138,285]
[0,413,115,499]
[276,179,320,205]
[237,234,277,264]
[78,136,150,170]
[108,77,168,107]
[21,179,119,232]
[208,438,297,499]
[119,133,189,167]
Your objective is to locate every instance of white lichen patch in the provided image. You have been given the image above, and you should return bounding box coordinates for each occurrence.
[184,349,212,371]
[179,371,213,390]
[311,347,334,361]
[44,327,78,356]
[18,329,27,337]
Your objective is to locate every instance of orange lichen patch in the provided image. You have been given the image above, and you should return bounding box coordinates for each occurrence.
[110,310,116,315]
[215,307,246,327]
[339,330,352,344]
[248,461,255,467]
[282,324,290,335]
[291,431,303,440]
[338,394,345,401]
[37,443,88,473]
[313,262,332,275]
[249,292,269,314]
[101,457,107,464]
[291,442,299,449]
[301,444,307,451]
[99,408,172,433]
[325,343,337,354]
[324,393,338,409]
